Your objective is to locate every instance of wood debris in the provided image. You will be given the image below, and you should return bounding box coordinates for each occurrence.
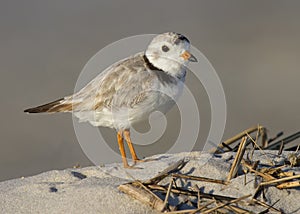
[119,126,300,213]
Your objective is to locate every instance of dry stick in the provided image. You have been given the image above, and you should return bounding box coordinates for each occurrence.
[118,182,166,211]
[253,185,264,200]
[246,133,274,166]
[190,201,216,214]
[135,180,159,196]
[227,137,247,181]
[241,160,276,181]
[200,194,252,214]
[143,159,188,185]
[167,201,215,214]
[211,125,263,154]
[251,199,282,213]
[211,199,230,214]
[259,174,300,187]
[277,171,294,177]
[259,165,295,178]
[172,173,228,185]
[197,191,201,209]
[250,125,262,159]
[260,164,286,173]
[260,126,268,149]
[161,178,174,212]
[259,199,280,214]
[172,177,178,188]
[255,125,261,148]
[278,141,284,155]
[190,184,201,209]
[165,209,196,214]
[148,184,236,201]
[222,142,234,151]
[166,209,201,214]
[276,180,300,189]
[216,201,252,214]
[196,186,201,209]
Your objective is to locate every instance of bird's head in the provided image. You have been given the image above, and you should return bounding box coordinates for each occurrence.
[145,32,197,77]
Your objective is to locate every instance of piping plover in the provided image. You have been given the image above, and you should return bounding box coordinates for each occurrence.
[24,32,197,168]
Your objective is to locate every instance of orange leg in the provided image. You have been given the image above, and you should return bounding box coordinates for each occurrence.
[123,129,139,163]
[117,130,129,168]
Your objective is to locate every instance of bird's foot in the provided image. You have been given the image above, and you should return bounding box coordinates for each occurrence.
[124,163,143,169]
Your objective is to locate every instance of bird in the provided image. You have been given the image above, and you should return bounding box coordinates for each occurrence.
[24,32,197,168]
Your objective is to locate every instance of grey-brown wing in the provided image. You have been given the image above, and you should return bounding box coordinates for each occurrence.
[67,53,155,112]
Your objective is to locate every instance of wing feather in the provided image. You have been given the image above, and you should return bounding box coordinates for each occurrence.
[70,52,154,112]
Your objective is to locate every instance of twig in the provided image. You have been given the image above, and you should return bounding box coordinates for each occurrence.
[211,125,264,154]
[277,171,294,177]
[260,126,268,149]
[246,133,274,166]
[162,178,174,212]
[195,185,201,209]
[252,198,282,213]
[190,201,215,214]
[200,194,252,214]
[278,141,284,155]
[216,201,253,214]
[276,180,300,189]
[148,184,237,201]
[172,173,228,185]
[166,209,201,214]
[241,160,276,181]
[221,142,233,151]
[167,201,215,214]
[258,199,280,214]
[266,131,300,150]
[143,159,188,185]
[227,137,247,181]
[259,174,300,187]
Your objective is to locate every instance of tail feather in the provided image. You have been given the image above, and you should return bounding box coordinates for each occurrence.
[24,98,73,113]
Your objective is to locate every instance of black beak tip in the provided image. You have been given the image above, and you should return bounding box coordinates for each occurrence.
[189,54,198,62]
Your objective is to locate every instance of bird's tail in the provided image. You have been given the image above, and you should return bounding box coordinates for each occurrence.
[24,98,74,113]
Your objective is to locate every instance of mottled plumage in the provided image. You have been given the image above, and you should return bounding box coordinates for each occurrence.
[24,32,197,168]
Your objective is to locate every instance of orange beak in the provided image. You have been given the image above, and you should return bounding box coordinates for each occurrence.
[180,51,197,62]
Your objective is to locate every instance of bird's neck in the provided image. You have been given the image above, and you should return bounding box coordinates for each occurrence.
[143,53,186,78]
[143,55,163,72]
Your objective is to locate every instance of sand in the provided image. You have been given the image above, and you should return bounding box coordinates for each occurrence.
[1,151,299,214]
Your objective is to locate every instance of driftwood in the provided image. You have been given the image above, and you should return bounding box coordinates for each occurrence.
[118,159,187,212]
[118,182,168,211]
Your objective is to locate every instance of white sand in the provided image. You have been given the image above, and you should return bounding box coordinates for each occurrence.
[1,151,299,214]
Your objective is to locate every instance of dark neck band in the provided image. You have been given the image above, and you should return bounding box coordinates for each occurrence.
[143,54,163,71]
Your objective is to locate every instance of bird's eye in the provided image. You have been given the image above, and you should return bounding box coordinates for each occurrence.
[162,45,170,52]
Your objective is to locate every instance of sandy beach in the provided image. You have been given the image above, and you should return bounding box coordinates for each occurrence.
[1,150,299,213]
